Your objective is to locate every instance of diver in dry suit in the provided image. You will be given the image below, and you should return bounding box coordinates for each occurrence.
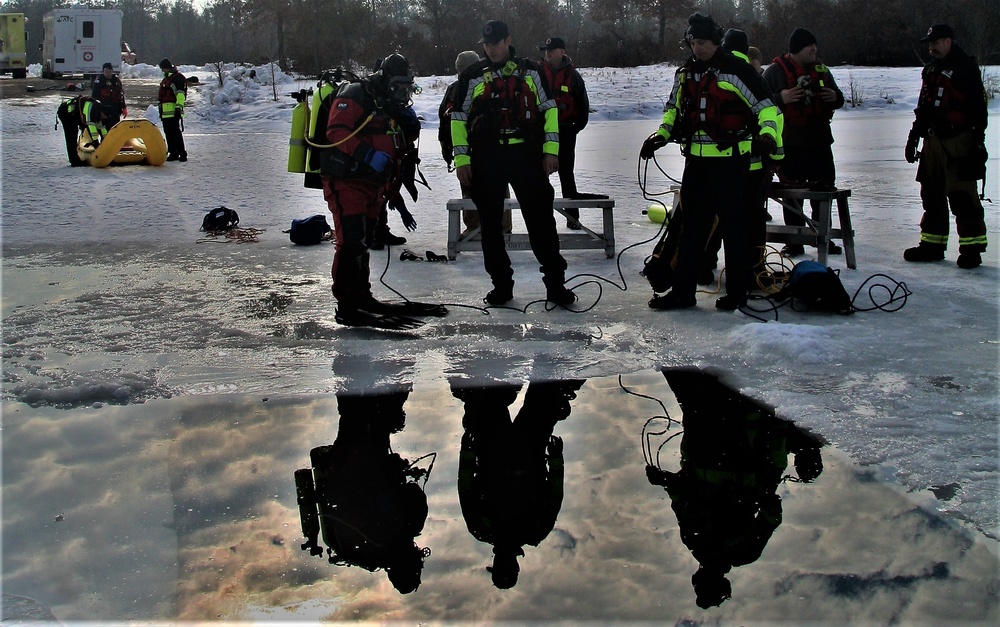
[320,53,446,329]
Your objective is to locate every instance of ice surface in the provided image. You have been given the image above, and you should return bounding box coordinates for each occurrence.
[2,62,999,545]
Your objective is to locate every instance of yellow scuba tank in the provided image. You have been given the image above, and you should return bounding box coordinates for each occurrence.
[287,89,310,173]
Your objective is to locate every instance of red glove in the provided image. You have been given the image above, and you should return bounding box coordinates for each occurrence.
[122,107,128,118]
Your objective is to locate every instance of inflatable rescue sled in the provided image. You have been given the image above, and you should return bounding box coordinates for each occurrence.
[77,119,168,168]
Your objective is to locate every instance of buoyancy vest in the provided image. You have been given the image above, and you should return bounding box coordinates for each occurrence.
[772,55,835,126]
[467,59,542,143]
[681,68,756,144]
[158,71,186,118]
[918,64,970,128]
[92,76,125,107]
[541,62,578,124]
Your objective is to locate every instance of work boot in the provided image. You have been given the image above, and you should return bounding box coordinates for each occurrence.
[715,293,747,311]
[697,268,715,286]
[166,153,179,162]
[957,252,982,269]
[370,224,406,250]
[781,244,805,257]
[178,153,188,162]
[546,285,577,306]
[648,291,696,310]
[484,284,514,306]
[903,243,945,262]
[827,241,842,255]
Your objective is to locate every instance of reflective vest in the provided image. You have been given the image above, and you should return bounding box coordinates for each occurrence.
[467,60,542,143]
[540,62,578,124]
[771,55,835,126]
[158,70,187,119]
[681,69,756,144]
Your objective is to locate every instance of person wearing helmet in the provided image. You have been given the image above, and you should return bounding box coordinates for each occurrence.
[322,53,445,329]
[157,58,188,162]
[91,62,127,126]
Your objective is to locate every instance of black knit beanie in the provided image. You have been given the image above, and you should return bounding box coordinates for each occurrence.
[722,29,749,55]
[685,13,722,45]
[788,28,817,54]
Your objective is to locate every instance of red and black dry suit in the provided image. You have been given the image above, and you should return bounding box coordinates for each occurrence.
[322,79,415,308]
[450,48,567,295]
[911,43,988,254]
[763,54,844,229]
[540,54,590,201]
[91,73,127,126]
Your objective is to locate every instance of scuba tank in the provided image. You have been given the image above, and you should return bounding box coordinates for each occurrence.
[287,89,311,174]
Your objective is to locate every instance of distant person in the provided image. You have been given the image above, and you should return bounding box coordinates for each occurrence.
[91,62,126,126]
[763,27,845,257]
[640,14,780,312]
[538,36,599,229]
[450,20,576,307]
[55,95,108,166]
[439,49,512,236]
[903,24,988,269]
[747,46,763,75]
[157,58,187,162]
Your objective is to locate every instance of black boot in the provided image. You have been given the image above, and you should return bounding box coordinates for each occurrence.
[903,243,945,262]
[957,252,982,269]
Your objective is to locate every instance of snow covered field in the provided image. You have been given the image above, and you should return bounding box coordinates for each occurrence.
[1,60,998,622]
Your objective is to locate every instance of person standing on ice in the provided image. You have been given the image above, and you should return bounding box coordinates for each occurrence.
[450,20,576,308]
[157,58,187,162]
[762,27,845,258]
[538,35,597,230]
[91,62,127,127]
[321,53,447,329]
[903,24,989,269]
[640,13,781,312]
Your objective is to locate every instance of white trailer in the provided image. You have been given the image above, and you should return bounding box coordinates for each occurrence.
[41,7,122,79]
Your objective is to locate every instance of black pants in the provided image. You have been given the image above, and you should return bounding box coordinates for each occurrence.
[469,141,567,291]
[702,165,770,273]
[57,106,83,166]
[675,155,750,299]
[162,116,186,157]
[779,143,835,227]
[557,127,579,218]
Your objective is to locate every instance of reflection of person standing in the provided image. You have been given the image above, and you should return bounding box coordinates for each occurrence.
[538,36,591,229]
[157,58,187,162]
[91,62,126,127]
[903,24,988,269]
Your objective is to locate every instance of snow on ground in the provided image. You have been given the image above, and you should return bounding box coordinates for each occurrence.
[3,61,999,542]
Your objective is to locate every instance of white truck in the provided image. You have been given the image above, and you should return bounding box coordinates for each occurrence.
[41,7,123,79]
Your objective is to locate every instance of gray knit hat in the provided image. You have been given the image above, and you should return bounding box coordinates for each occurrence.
[455,50,480,74]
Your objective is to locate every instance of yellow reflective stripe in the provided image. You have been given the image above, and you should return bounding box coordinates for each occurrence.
[959,235,988,245]
[921,233,949,245]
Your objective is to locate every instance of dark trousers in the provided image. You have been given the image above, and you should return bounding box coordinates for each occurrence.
[675,155,749,298]
[469,141,567,291]
[322,178,381,306]
[779,143,835,227]
[557,128,579,218]
[916,131,987,253]
[702,165,770,273]
[162,116,186,157]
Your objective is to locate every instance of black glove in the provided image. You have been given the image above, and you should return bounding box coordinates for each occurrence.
[752,134,777,158]
[388,195,417,231]
[905,133,920,164]
[640,133,667,160]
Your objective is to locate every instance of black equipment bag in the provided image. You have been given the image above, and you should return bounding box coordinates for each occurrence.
[201,207,240,232]
[286,214,332,245]
[773,260,854,314]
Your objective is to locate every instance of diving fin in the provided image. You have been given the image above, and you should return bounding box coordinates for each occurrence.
[365,299,448,318]
[335,306,425,331]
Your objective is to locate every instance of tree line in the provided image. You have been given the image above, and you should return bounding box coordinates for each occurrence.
[3,0,998,77]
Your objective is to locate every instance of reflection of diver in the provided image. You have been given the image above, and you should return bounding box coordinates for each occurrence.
[645,368,824,609]
[294,386,433,594]
[452,379,584,589]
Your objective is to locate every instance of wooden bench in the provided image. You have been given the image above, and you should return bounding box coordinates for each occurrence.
[766,188,857,269]
[446,198,616,260]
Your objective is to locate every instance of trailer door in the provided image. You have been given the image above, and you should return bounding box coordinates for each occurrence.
[76,14,99,71]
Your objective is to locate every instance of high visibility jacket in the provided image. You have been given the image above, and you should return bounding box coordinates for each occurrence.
[158,69,187,119]
[540,55,589,131]
[450,48,559,168]
[63,96,106,141]
[657,50,781,158]
[730,50,784,171]
[914,43,987,138]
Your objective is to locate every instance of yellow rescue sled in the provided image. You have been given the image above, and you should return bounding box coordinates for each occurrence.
[77,119,168,168]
